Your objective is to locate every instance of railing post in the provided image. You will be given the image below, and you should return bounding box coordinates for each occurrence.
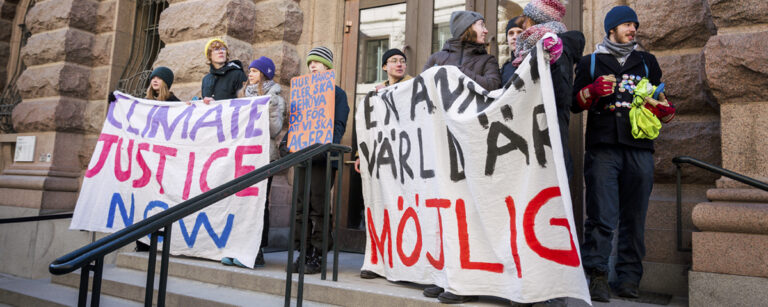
[145,231,159,306]
[333,152,344,281]
[297,160,312,307]
[321,152,332,280]
[285,163,302,307]
[158,224,172,307]
[91,257,104,307]
[78,263,91,307]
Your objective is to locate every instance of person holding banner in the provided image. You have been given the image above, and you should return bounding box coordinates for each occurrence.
[511,0,585,180]
[218,56,286,268]
[374,48,412,92]
[422,11,501,91]
[280,46,350,274]
[572,6,675,302]
[200,38,247,103]
[145,66,180,102]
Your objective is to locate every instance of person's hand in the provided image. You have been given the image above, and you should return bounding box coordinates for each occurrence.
[542,36,563,64]
[354,158,361,173]
[576,74,616,109]
[107,92,116,104]
[203,97,214,105]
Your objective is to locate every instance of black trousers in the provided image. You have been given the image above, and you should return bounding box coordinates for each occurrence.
[293,163,336,252]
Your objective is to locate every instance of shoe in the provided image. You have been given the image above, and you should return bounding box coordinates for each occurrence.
[360,270,380,279]
[437,291,478,304]
[232,258,248,268]
[422,286,444,298]
[254,249,265,267]
[221,257,234,266]
[588,274,611,302]
[293,248,322,274]
[532,297,567,307]
[616,282,639,298]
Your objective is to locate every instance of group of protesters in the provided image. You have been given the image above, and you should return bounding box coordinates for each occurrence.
[122,0,677,305]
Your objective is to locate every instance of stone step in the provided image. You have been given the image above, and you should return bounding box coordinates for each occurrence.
[0,273,139,307]
[50,266,335,307]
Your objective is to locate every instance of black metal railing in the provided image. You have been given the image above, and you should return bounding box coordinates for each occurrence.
[673,156,768,252]
[0,213,72,224]
[50,143,351,307]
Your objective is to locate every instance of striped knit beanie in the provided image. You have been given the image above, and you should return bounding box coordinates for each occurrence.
[523,0,566,24]
[306,46,334,69]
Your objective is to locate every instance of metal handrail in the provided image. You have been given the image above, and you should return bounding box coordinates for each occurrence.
[49,143,351,307]
[0,213,72,224]
[672,156,768,252]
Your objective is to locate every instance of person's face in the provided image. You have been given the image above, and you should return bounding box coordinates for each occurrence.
[383,55,406,79]
[209,44,228,65]
[507,27,523,50]
[150,76,163,91]
[610,22,637,44]
[471,20,488,44]
[248,68,262,84]
[308,60,328,74]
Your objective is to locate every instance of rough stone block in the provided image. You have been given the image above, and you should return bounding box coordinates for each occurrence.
[720,102,768,177]
[646,199,697,231]
[708,0,768,29]
[693,232,768,277]
[0,19,11,42]
[79,133,100,171]
[644,228,690,265]
[704,31,768,105]
[252,41,300,85]
[11,97,88,133]
[83,100,106,134]
[16,63,90,99]
[689,270,768,307]
[89,65,110,101]
[656,52,717,115]
[95,0,115,33]
[154,37,252,84]
[253,0,303,44]
[640,261,689,297]
[25,0,98,33]
[92,33,112,66]
[692,201,768,234]
[0,0,18,21]
[634,0,716,50]
[158,0,256,44]
[21,28,94,66]
[652,119,721,183]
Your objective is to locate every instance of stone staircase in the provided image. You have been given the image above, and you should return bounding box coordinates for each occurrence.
[0,251,688,307]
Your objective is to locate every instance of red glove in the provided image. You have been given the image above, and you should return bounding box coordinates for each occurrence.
[644,100,676,123]
[576,75,616,109]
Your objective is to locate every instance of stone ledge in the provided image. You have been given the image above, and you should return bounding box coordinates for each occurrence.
[708,0,768,29]
[692,231,768,277]
[689,270,768,307]
[692,201,768,234]
[707,187,768,203]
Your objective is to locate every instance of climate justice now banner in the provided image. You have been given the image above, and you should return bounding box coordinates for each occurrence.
[70,92,270,268]
[356,44,590,303]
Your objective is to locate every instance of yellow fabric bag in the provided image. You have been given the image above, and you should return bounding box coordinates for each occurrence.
[629,78,662,140]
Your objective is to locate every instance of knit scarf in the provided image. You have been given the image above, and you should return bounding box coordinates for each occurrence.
[245,80,276,97]
[512,21,567,67]
[596,36,636,64]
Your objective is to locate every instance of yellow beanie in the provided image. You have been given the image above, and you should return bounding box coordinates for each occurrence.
[204,38,227,59]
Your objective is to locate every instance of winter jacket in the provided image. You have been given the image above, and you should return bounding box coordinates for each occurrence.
[422,39,501,91]
[243,82,286,161]
[166,93,180,102]
[572,50,663,151]
[201,60,247,100]
[549,31,585,177]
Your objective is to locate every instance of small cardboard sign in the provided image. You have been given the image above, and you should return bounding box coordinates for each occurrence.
[287,70,336,152]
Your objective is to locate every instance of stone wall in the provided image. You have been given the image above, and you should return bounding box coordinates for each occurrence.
[0,0,18,92]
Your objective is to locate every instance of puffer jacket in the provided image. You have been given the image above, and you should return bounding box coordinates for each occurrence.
[422,39,501,91]
[243,81,286,161]
[201,60,247,100]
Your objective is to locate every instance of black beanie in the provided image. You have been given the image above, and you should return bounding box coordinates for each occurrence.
[149,66,174,89]
[505,16,523,37]
[381,48,406,66]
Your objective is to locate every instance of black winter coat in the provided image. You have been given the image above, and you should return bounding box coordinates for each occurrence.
[201,60,247,100]
[572,50,662,151]
[550,31,585,177]
[423,39,502,91]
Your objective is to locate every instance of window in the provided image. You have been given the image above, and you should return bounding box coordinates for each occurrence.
[363,38,389,83]
[116,0,169,97]
[432,0,466,53]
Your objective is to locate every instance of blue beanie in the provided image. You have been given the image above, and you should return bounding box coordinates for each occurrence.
[149,66,174,89]
[604,6,639,36]
[249,56,276,80]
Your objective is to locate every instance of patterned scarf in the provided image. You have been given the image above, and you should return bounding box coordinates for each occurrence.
[244,80,276,97]
[512,21,567,67]
[596,36,636,65]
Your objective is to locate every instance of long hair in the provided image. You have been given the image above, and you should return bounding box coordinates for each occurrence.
[460,26,478,44]
[145,80,172,101]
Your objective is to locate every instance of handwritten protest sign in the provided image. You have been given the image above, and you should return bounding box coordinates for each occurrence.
[287,70,336,152]
[70,92,270,268]
[356,44,590,303]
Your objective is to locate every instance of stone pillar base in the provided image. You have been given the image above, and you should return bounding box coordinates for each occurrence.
[689,270,768,307]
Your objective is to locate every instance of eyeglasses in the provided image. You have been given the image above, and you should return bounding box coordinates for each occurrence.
[387,59,406,64]
[213,47,227,52]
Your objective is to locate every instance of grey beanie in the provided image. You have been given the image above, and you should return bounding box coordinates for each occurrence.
[450,11,484,39]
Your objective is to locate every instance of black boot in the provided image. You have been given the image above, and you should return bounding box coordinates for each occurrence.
[304,247,322,274]
[589,272,611,302]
